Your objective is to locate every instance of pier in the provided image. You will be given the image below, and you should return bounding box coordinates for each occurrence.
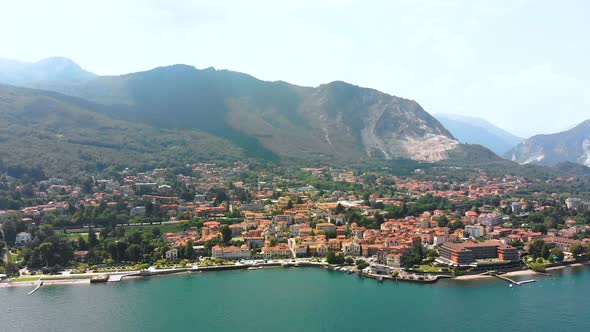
[491,273,536,286]
[27,281,43,295]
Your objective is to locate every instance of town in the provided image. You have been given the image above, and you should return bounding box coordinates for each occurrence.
[1,162,590,285]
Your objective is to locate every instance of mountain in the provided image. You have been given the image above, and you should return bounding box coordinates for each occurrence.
[506,119,590,167]
[0,57,96,88]
[0,84,243,178]
[435,114,522,155]
[19,64,461,163]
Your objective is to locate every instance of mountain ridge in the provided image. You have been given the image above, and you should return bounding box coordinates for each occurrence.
[0,56,96,88]
[435,113,522,155]
[506,119,590,167]
[0,58,512,178]
[17,62,462,163]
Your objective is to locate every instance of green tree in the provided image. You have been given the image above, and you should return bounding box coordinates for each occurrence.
[152,227,161,238]
[184,240,195,260]
[570,243,584,257]
[326,251,345,264]
[88,229,98,248]
[335,203,345,214]
[77,236,87,251]
[528,239,546,259]
[549,247,564,262]
[544,216,557,230]
[221,226,232,243]
[540,243,550,259]
[126,244,141,262]
[356,259,369,270]
[436,216,449,228]
[39,242,54,267]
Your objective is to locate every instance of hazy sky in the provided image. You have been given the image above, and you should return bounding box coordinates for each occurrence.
[2,0,589,137]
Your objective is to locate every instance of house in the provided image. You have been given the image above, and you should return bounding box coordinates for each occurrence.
[331,214,345,225]
[165,248,179,261]
[386,253,403,268]
[464,225,485,239]
[74,250,89,262]
[15,232,32,245]
[342,241,362,256]
[244,236,265,248]
[316,222,336,234]
[130,206,146,217]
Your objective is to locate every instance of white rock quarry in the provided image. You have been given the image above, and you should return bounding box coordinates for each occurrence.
[581,139,590,167]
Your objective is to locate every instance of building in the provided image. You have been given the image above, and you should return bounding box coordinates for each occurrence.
[15,232,32,245]
[315,222,336,234]
[542,236,585,253]
[511,202,522,214]
[464,225,485,239]
[385,253,403,268]
[330,214,345,225]
[239,203,264,212]
[211,245,252,260]
[478,213,504,227]
[566,198,590,211]
[165,248,178,261]
[130,206,146,217]
[438,240,519,266]
[273,214,294,225]
[261,245,292,259]
[74,250,89,262]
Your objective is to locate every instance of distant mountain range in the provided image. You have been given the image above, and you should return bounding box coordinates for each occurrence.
[435,114,522,155]
[0,57,96,88]
[506,119,590,167]
[0,57,506,177]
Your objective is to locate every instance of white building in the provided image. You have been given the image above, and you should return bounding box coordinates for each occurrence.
[15,232,32,245]
[464,225,485,239]
[165,248,178,261]
[211,246,251,260]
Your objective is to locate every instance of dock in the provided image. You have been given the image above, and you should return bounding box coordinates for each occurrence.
[491,273,536,286]
[28,281,43,295]
[107,273,139,282]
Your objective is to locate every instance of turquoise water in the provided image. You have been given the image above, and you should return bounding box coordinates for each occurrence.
[1,267,588,331]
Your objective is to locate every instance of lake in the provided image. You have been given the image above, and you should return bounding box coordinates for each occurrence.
[1,266,588,331]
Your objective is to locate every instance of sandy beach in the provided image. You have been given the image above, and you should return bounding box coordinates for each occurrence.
[454,269,539,280]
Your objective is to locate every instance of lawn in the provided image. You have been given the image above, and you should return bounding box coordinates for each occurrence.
[61,232,89,241]
[409,265,443,273]
[10,276,40,282]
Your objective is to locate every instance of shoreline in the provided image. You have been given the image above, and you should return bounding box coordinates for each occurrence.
[454,261,590,281]
[3,261,590,289]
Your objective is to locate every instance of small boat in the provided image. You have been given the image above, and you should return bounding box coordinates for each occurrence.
[509,284,513,288]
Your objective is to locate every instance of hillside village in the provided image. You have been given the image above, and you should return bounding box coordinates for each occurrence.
[1,162,590,280]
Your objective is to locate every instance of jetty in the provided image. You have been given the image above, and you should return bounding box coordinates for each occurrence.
[107,272,140,282]
[28,281,43,295]
[491,273,536,286]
